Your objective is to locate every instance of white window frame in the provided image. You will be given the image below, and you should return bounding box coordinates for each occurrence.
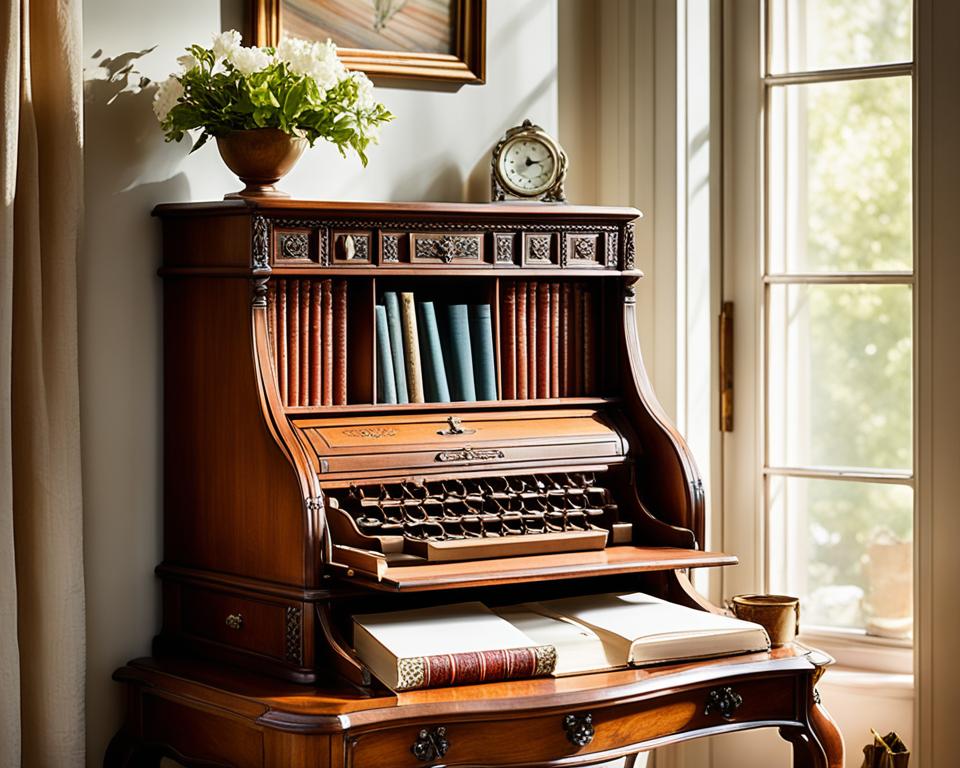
[721,0,915,672]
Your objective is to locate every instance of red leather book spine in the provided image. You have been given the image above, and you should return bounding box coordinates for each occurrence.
[500,282,517,400]
[516,282,528,399]
[572,283,584,396]
[299,279,310,406]
[560,282,572,397]
[310,281,322,406]
[536,282,550,399]
[321,278,334,406]
[333,279,348,405]
[583,286,595,394]
[550,282,560,398]
[276,280,288,405]
[527,281,538,399]
[409,645,555,690]
[287,280,300,407]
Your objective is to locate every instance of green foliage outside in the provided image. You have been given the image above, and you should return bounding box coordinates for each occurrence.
[775,0,913,631]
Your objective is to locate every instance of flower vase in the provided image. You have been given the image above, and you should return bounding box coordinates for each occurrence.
[216,128,307,199]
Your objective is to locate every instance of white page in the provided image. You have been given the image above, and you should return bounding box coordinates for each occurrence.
[353,602,539,658]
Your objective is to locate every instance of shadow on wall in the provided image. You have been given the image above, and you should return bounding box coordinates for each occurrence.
[80,46,188,767]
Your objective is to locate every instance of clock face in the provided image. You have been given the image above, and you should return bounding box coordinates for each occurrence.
[498,136,558,197]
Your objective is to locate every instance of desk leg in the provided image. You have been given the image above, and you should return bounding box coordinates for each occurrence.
[779,698,845,768]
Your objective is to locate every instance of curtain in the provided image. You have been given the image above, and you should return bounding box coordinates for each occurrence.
[0,0,86,765]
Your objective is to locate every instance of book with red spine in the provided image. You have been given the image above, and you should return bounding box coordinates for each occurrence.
[536,282,550,399]
[572,283,584,396]
[559,282,572,397]
[321,278,334,406]
[310,280,322,406]
[516,282,528,399]
[500,282,517,400]
[276,280,288,405]
[549,282,561,398]
[527,281,538,399]
[333,280,348,405]
[299,279,310,406]
[287,280,300,407]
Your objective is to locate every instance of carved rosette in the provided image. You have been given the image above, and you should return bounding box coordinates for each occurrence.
[277,231,309,260]
[285,606,303,664]
[251,216,270,272]
[525,233,553,265]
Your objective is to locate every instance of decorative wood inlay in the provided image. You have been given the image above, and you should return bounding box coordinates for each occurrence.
[278,231,310,260]
[342,427,398,439]
[334,233,371,263]
[251,216,269,271]
[381,234,401,262]
[624,222,636,270]
[606,231,620,268]
[524,233,554,265]
[494,233,515,264]
[413,233,482,263]
[564,234,600,267]
[435,446,505,463]
[284,606,302,665]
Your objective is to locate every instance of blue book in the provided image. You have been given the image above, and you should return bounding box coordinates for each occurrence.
[418,301,451,403]
[382,292,409,404]
[374,305,397,404]
[469,304,498,401]
[445,304,477,402]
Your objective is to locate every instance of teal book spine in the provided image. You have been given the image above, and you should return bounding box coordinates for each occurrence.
[445,304,477,401]
[418,301,451,403]
[469,304,498,401]
[375,305,398,404]
[382,292,409,404]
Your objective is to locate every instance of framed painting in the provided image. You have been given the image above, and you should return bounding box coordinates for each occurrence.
[252,0,486,85]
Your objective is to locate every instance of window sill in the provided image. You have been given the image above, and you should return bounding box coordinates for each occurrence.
[799,629,913,675]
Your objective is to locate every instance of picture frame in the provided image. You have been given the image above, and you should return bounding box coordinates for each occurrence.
[251,0,486,85]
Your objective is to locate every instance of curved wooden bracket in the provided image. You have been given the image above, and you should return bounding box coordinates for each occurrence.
[316,603,374,690]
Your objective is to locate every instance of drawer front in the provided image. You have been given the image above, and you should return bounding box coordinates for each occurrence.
[346,675,797,767]
[179,587,299,664]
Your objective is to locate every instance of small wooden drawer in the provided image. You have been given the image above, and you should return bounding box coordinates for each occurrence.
[345,675,797,767]
[178,587,303,666]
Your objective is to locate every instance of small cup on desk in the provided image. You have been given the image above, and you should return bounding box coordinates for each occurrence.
[731,594,800,647]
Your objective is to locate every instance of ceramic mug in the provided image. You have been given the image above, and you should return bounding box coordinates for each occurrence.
[731,594,800,647]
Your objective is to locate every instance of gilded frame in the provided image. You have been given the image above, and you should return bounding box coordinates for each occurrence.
[251,0,486,85]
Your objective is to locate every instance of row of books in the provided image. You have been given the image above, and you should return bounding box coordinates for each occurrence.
[353,593,771,691]
[500,281,598,400]
[375,292,497,404]
[268,279,348,407]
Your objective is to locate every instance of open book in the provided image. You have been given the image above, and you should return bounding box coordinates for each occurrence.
[509,592,771,672]
[353,593,770,691]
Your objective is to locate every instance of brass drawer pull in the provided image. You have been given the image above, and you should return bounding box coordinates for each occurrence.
[411,726,448,762]
[563,713,595,747]
[704,686,743,719]
[225,613,244,630]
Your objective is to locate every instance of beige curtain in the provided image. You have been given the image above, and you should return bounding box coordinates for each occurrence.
[0,0,86,766]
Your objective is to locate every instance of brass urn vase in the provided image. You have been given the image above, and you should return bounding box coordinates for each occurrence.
[216,128,307,199]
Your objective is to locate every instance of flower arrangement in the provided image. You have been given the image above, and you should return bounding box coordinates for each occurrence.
[154,30,393,165]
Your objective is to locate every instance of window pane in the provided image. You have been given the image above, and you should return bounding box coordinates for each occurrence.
[768,476,912,636]
[769,0,912,74]
[768,284,912,470]
[768,77,912,273]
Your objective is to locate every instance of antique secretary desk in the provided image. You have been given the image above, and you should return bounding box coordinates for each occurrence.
[106,199,844,767]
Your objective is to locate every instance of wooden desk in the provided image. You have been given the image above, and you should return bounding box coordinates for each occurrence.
[105,644,842,767]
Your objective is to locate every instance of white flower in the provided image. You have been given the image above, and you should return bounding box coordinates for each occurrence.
[277,36,347,89]
[229,46,272,75]
[212,29,242,60]
[153,76,184,123]
[177,53,199,72]
[350,71,375,109]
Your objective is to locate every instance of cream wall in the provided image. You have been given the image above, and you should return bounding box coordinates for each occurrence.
[79,1,557,763]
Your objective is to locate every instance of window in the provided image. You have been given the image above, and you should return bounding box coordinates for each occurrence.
[760,0,914,639]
